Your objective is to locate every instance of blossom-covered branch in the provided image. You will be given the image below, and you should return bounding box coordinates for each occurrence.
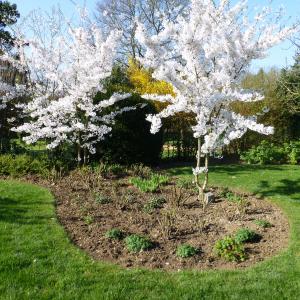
[135,0,298,204]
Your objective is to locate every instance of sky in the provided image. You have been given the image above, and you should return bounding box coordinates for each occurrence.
[12,0,300,72]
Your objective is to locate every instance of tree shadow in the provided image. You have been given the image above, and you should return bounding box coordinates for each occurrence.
[166,163,285,177]
[254,179,300,201]
[0,196,49,225]
[210,165,285,176]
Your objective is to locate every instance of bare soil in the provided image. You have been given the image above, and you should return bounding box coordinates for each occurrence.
[34,169,289,271]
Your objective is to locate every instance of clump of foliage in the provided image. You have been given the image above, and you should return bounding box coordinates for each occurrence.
[94,163,127,178]
[0,154,51,177]
[129,163,153,178]
[125,234,153,253]
[177,177,194,190]
[130,174,169,193]
[235,228,260,243]
[94,193,111,205]
[214,236,246,262]
[143,197,166,213]
[83,216,94,225]
[105,228,124,240]
[95,93,163,165]
[240,140,300,165]
[283,141,300,165]
[254,219,272,228]
[224,191,244,202]
[176,244,198,258]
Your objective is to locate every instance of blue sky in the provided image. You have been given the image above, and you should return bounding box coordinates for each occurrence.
[12,0,300,72]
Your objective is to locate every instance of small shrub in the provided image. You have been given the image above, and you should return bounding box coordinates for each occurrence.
[176,244,198,258]
[122,191,136,204]
[235,228,260,243]
[93,163,126,178]
[223,191,249,214]
[214,236,246,262]
[130,174,169,193]
[109,164,127,177]
[225,191,243,202]
[143,197,166,213]
[157,209,177,240]
[177,177,194,190]
[253,219,272,228]
[169,185,191,207]
[94,193,111,204]
[125,234,153,253]
[83,216,94,225]
[105,228,124,240]
[130,163,153,178]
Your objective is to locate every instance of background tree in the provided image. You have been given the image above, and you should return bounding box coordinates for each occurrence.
[96,0,188,62]
[276,55,300,140]
[0,1,25,153]
[0,0,19,51]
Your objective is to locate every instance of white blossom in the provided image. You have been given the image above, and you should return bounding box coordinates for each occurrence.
[192,167,208,176]
[13,10,132,158]
[135,0,297,154]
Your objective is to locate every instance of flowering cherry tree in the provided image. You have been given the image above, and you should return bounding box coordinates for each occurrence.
[136,0,297,205]
[13,10,132,164]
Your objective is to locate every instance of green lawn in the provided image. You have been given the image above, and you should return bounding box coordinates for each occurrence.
[0,165,300,299]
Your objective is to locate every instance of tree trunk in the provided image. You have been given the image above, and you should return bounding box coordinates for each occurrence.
[194,138,210,208]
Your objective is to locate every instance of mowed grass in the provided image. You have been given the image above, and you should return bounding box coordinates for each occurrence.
[0,165,300,299]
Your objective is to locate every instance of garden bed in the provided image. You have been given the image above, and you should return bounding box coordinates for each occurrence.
[47,168,289,271]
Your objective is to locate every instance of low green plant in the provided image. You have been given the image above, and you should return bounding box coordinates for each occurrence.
[235,228,260,243]
[176,244,198,258]
[125,234,153,253]
[94,193,111,204]
[130,174,169,193]
[253,219,272,228]
[214,236,246,262]
[83,216,94,225]
[143,197,166,213]
[105,228,124,240]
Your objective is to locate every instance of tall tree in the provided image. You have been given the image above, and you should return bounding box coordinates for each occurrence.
[276,55,300,140]
[96,0,188,62]
[0,1,20,51]
[136,0,297,205]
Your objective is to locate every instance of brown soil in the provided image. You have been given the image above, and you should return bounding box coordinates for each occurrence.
[37,169,289,271]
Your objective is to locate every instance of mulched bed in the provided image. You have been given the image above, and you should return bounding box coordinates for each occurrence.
[37,168,289,271]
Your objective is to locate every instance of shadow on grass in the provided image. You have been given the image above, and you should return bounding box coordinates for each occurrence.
[254,179,300,201]
[0,196,49,225]
[167,164,300,201]
[167,164,285,176]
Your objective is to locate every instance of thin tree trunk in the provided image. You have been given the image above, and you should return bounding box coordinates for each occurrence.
[77,132,82,166]
[202,154,209,192]
[83,148,88,166]
[195,138,204,204]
